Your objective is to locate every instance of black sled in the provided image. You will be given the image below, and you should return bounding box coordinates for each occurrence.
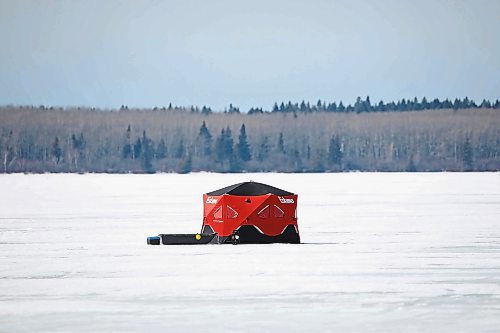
[157,233,216,245]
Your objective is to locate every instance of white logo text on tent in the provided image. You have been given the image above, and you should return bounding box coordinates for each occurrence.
[278,197,294,204]
[206,197,218,204]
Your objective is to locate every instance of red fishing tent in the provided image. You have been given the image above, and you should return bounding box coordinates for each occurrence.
[201,181,300,244]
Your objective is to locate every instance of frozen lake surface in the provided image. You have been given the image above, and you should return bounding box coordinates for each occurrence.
[1,172,500,332]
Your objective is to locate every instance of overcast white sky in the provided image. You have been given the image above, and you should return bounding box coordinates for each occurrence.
[0,0,499,111]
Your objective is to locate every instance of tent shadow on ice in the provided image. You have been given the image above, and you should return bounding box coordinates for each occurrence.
[148,181,300,245]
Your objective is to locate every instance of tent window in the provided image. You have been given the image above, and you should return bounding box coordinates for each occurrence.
[258,205,269,219]
[226,205,238,219]
[273,205,285,218]
[213,206,222,219]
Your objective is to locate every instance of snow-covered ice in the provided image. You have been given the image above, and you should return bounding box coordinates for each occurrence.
[1,172,500,332]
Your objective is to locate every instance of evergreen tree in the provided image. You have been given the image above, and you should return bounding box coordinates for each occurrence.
[227,104,240,113]
[328,135,343,166]
[378,100,386,112]
[337,101,345,113]
[215,129,226,163]
[71,133,86,151]
[300,100,307,112]
[421,97,429,110]
[257,136,269,162]
[141,130,155,173]
[248,107,264,114]
[462,136,473,171]
[201,106,212,115]
[316,99,323,110]
[431,98,440,109]
[494,99,500,109]
[327,102,337,112]
[386,101,396,111]
[365,96,372,112]
[214,127,234,166]
[443,99,453,109]
[462,97,470,109]
[224,126,234,159]
[178,153,192,174]
[354,96,363,113]
[236,124,251,162]
[229,153,241,172]
[277,132,285,154]
[123,143,132,159]
[122,125,132,159]
[51,137,62,164]
[399,99,408,111]
[156,138,167,159]
[480,99,491,108]
[279,102,285,112]
[411,97,419,110]
[292,147,302,171]
[133,138,142,159]
[174,138,185,159]
[198,121,213,156]
[71,132,86,169]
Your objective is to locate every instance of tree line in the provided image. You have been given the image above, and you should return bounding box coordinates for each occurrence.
[21,96,500,115]
[1,102,499,173]
[264,96,500,114]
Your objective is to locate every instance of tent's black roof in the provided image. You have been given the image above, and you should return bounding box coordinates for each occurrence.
[206,181,294,196]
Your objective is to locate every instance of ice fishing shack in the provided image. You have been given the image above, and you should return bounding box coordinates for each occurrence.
[148,181,300,245]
